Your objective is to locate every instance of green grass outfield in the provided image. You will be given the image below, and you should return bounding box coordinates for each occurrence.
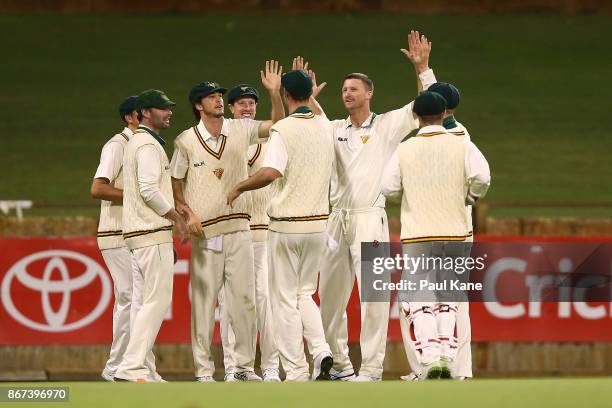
[3,379,612,408]
[1,14,611,218]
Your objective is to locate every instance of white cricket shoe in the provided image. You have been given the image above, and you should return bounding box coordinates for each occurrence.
[329,368,356,381]
[263,368,281,382]
[349,375,381,382]
[101,369,115,382]
[149,372,167,383]
[196,376,215,383]
[224,373,236,382]
[234,371,263,382]
[312,351,333,381]
[400,372,419,382]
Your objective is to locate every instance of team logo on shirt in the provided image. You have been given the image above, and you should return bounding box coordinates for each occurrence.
[337,137,348,142]
[213,168,224,179]
[360,135,370,144]
[194,160,206,167]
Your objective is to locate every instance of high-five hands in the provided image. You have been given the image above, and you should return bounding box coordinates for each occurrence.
[401,30,431,72]
[292,56,327,98]
[261,60,283,92]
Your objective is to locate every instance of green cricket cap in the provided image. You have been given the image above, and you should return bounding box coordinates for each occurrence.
[227,84,259,105]
[189,81,227,105]
[413,91,447,116]
[281,70,313,100]
[428,82,460,110]
[136,89,176,110]
[119,95,138,120]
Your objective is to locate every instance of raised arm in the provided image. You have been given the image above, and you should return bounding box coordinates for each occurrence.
[401,30,434,94]
[257,60,285,139]
[292,56,327,117]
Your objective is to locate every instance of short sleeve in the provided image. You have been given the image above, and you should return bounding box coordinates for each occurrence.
[170,141,189,179]
[242,119,263,145]
[261,130,288,175]
[381,149,402,198]
[94,141,123,182]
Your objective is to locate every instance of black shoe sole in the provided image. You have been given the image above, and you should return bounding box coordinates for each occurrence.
[316,356,334,381]
[439,366,452,379]
[426,367,442,380]
[114,377,130,382]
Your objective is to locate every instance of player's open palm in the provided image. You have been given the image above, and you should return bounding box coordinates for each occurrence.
[401,30,431,70]
[308,69,327,98]
[291,56,327,98]
[292,55,309,71]
[261,60,282,92]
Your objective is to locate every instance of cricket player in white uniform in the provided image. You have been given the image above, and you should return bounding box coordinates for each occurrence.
[382,91,490,380]
[114,89,188,382]
[314,31,437,381]
[227,69,334,381]
[92,96,165,382]
[397,81,474,381]
[217,84,280,382]
[170,62,284,382]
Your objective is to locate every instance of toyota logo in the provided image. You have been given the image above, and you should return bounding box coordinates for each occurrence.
[1,250,112,332]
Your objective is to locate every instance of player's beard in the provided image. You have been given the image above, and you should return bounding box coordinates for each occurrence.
[154,114,171,129]
[204,106,224,119]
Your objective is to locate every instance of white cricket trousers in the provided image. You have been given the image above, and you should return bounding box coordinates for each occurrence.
[100,247,160,379]
[115,242,174,380]
[190,231,257,378]
[219,240,279,374]
[319,207,390,378]
[400,301,472,378]
[268,231,331,381]
[399,241,471,370]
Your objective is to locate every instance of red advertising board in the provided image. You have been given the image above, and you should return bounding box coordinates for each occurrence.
[1,236,611,345]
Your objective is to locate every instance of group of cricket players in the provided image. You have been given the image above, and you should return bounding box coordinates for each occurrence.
[90,31,491,383]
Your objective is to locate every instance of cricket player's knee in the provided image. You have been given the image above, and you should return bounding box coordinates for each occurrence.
[116,287,132,305]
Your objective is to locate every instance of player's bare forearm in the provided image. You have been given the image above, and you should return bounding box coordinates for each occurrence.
[310,96,326,118]
[269,89,285,124]
[90,178,122,203]
[238,167,280,192]
[401,30,432,93]
[164,207,190,243]
[257,91,285,139]
[227,167,281,207]
[171,177,189,212]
